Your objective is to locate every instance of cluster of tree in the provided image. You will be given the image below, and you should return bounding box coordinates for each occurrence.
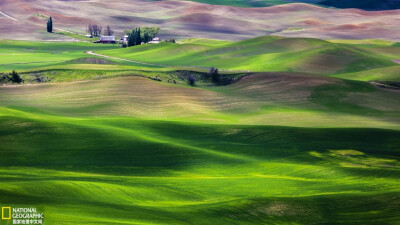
[180,68,236,87]
[104,25,114,36]
[140,27,160,42]
[47,17,53,33]
[0,70,23,84]
[165,38,176,43]
[127,28,142,47]
[125,27,160,47]
[87,24,103,37]
[209,67,220,84]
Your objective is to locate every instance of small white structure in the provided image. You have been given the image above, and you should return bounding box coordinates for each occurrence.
[85,34,93,38]
[122,35,129,44]
[148,37,160,44]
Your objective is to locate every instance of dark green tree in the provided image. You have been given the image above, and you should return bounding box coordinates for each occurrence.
[188,75,196,86]
[141,27,160,42]
[143,33,150,43]
[127,28,137,47]
[10,70,22,83]
[47,17,53,33]
[210,67,220,84]
[136,28,141,45]
[127,27,160,46]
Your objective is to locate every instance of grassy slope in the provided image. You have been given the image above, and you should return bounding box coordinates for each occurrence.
[2,37,399,82]
[0,40,120,72]
[0,38,400,224]
[98,36,400,77]
[0,74,400,224]
[334,65,400,82]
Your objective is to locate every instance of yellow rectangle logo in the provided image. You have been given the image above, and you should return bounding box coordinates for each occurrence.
[2,207,11,220]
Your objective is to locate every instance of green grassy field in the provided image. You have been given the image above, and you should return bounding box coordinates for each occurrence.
[0,40,120,72]
[98,36,400,80]
[0,37,400,224]
[2,36,399,82]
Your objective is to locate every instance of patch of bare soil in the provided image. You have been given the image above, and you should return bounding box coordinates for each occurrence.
[228,72,339,104]
[68,58,117,64]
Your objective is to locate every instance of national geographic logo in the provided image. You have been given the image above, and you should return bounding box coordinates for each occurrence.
[1,207,44,224]
[2,207,11,220]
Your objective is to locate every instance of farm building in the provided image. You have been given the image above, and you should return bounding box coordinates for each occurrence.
[122,35,129,44]
[99,36,116,44]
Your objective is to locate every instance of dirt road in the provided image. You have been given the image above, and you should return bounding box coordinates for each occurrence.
[0,11,18,21]
[85,51,169,67]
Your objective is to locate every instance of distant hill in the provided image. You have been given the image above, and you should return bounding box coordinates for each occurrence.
[178,0,400,9]
[2,0,400,42]
[319,0,400,10]
[180,0,322,7]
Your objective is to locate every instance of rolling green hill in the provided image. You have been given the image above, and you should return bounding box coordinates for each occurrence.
[0,73,399,224]
[98,36,400,77]
[2,36,399,83]
[334,65,400,82]
[0,40,120,72]
[0,37,400,224]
